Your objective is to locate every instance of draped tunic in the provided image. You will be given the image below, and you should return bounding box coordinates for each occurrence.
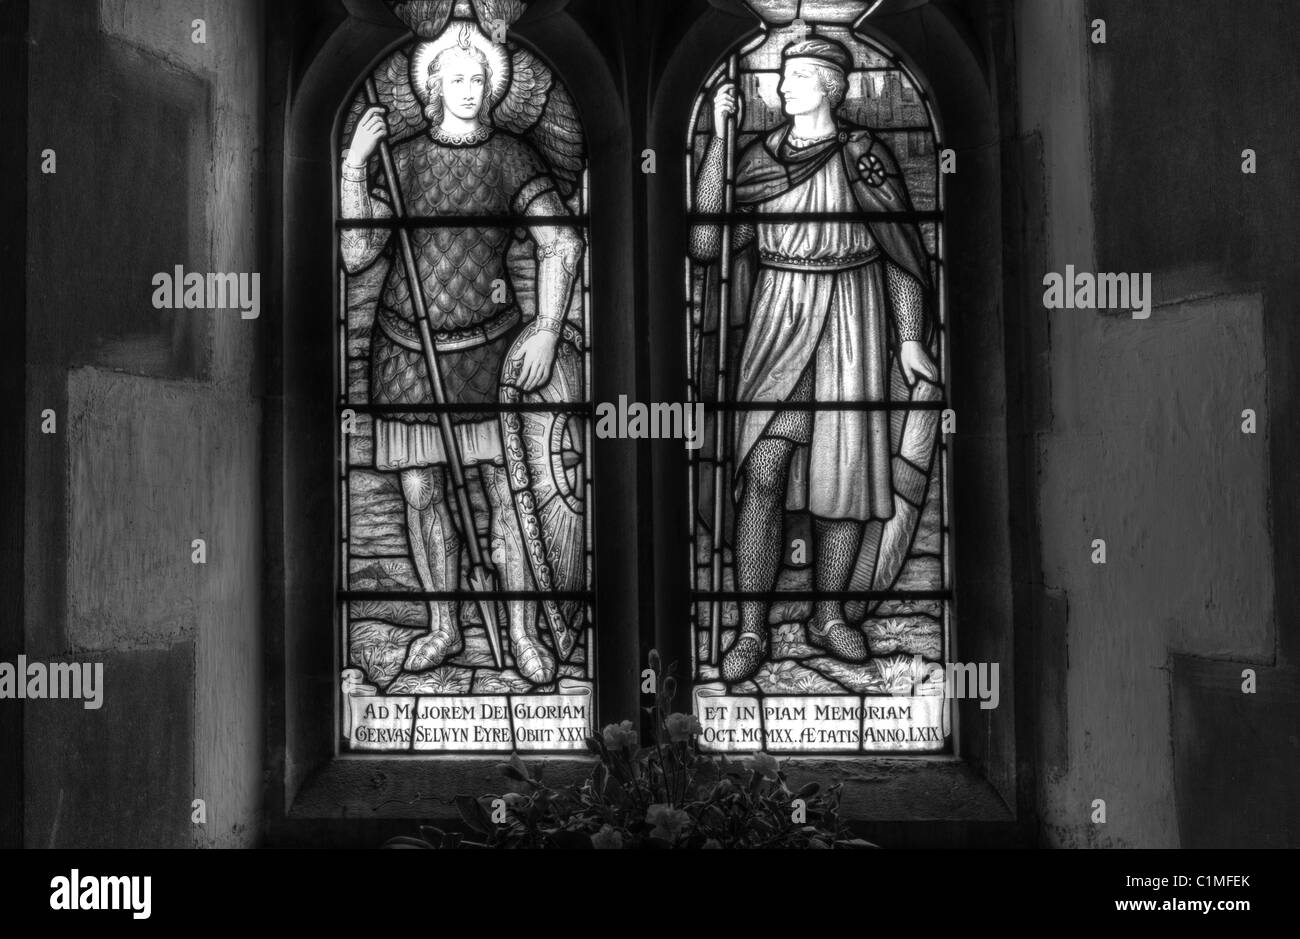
[728,125,930,521]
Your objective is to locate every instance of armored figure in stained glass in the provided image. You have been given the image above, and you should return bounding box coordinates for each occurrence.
[341,19,584,687]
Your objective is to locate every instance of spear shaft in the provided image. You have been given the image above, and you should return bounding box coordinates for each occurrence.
[709,57,740,666]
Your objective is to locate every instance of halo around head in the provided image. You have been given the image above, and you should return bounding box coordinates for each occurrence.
[410,20,511,108]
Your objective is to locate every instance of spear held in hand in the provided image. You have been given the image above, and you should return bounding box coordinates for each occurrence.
[709,56,740,666]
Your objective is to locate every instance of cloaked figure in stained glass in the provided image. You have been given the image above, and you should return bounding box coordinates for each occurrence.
[690,36,938,682]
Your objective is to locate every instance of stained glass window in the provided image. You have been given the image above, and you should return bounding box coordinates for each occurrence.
[685,4,952,753]
[337,2,593,752]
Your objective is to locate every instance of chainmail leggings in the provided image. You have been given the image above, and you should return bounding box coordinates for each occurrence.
[734,432,864,635]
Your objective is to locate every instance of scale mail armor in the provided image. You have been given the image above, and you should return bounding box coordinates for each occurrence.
[342,128,573,426]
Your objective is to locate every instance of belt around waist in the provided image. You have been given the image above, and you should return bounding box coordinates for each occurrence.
[757,249,880,272]
[377,305,521,353]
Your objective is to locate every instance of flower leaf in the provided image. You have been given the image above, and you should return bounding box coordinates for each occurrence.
[505,752,531,782]
[455,795,493,835]
[546,829,594,849]
[836,837,880,849]
[497,762,527,782]
[382,835,435,849]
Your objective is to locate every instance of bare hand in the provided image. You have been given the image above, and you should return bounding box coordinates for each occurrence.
[346,105,388,168]
[507,328,559,393]
[899,341,939,386]
[712,82,741,134]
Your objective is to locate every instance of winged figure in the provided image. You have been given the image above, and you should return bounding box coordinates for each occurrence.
[339,2,587,688]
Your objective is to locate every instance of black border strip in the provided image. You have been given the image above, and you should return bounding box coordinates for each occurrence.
[340,590,595,602]
[687,210,943,223]
[336,214,588,228]
[0,0,28,849]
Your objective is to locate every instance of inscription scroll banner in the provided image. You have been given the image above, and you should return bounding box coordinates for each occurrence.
[345,678,593,752]
[693,685,949,753]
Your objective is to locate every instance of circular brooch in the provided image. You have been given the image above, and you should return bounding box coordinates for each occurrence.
[857,153,887,187]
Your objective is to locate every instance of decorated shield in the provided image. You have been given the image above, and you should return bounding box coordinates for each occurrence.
[499,322,587,661]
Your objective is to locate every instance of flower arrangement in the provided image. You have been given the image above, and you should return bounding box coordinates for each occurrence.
[385,651,876,849]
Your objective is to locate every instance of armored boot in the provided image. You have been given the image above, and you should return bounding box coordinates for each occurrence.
[806,518,869,663]
[400,467,464,671]
[806,618,869,662]
[482,463,556,685]
[721,628,768,683]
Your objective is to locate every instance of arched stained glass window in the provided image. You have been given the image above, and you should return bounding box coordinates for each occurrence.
[336,2,593,753]
[685,5,951,753]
